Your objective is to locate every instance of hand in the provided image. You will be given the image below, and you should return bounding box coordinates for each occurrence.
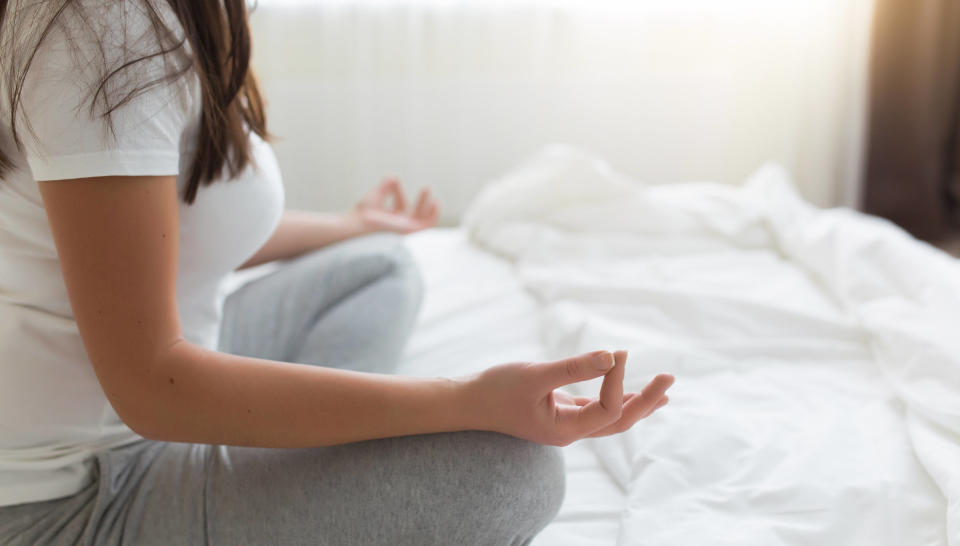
[354,177,440,234]
[463,350,674,446]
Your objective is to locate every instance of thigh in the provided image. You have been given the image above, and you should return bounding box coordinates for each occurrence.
[199,432,565,546]
[6,433,565,546]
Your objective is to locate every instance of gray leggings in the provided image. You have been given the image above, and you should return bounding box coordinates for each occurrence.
[0,233,565,545]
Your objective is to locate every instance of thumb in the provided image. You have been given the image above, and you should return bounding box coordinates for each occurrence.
[533,351,615,390]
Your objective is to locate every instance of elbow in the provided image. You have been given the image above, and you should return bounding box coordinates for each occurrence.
[99,339,193,442]
[116,408,166,441]
[108,391,173,441]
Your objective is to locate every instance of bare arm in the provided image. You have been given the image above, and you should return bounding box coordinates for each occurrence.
[40,175,672,448]
[240,210,370,269]
[241,178,441,268]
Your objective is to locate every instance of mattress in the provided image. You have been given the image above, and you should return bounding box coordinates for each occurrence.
[396,146,958,545]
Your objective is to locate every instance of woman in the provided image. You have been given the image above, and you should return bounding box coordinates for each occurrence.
[0,1,674,544]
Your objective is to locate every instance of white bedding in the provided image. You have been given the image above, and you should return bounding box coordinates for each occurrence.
[399,228,626,546]
[399,147,959,545]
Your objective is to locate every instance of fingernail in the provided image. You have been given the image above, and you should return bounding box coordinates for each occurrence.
[596,352,615,371]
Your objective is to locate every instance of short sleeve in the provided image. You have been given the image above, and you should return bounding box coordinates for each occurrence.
[16,2,197,181]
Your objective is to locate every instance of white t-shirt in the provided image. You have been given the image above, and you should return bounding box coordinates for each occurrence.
[0,3,284,506]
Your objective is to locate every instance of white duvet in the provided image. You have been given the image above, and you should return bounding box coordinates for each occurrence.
[444,146,959,545]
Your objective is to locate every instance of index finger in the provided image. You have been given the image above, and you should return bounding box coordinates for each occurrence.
[532,351,615,390]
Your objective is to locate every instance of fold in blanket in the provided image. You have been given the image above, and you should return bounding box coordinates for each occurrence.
[464,146,958,545]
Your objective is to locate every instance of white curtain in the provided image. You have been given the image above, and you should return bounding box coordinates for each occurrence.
[249,0,875,222]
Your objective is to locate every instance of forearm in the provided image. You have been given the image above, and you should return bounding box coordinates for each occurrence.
[240,210,371,269]
[118,340,477,447]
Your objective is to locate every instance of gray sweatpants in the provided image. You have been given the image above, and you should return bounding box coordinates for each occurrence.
[0,233,565,545]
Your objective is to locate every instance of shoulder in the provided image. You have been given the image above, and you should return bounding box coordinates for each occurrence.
[7,0,199,180]
[4,0,186,65]
[6,0,194,116]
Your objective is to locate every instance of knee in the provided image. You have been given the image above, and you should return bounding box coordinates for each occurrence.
[372,233,423,298]
[293,232,424,315]
[459,432,566,543]
[341,232,424,312]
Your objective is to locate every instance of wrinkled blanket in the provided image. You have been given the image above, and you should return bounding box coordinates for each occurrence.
[463,146,957,545]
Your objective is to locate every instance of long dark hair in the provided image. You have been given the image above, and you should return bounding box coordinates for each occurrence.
[0,0,268,204]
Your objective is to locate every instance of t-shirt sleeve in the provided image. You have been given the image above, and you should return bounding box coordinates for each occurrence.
[16,5,195,182]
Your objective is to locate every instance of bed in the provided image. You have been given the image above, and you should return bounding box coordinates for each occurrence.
[395,147,957,545]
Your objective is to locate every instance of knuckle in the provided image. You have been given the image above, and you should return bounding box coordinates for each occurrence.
[565,359,581,379]
[518,362,540,381]
[598,400,622,420]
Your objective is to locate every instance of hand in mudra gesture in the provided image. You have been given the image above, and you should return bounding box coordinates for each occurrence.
[465,351,674,446]
[355,177,440,234]
[356,181,673,446]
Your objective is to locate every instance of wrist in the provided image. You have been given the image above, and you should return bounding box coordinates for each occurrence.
[442,373,491,432]
[341,209,376,236]
[448,372,497,431]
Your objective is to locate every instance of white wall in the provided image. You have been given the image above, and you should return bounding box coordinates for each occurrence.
[250,0,874,223]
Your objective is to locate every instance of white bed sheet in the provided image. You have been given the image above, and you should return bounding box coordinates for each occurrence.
[397,146,958,545]
[400,227,944,546]
[399,229,624,546]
